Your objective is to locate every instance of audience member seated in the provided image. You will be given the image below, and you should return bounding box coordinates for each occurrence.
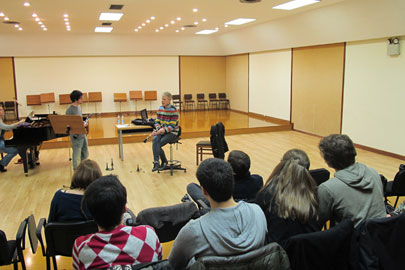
[187,150,263,207]
[318,134,386,227]
[256,149,322,246]
[168,158,267,270]
[73,175,162,270]
[48,159,102,222]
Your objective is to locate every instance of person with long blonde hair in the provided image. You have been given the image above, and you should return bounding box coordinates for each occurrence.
[255,149,322,246]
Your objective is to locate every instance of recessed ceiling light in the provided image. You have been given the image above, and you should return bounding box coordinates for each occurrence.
[138,26,142,29]
[64,14,69,18]
[4,17,9,21]
[160,26,163,29]
[24,2,30,7]
[151,16,155,20]
[181,27,185,30]
[165,24,169,27]
[99,12,123,21]
[0,13,4,17]
[14,24,19,28]
[224,24,229,27]
[43,28,47,31]
[142,23,145,26]
[177,17,181,21]
[41,25,45,28]
[146,19,150,23]
[155,29,159,32]
[64,18,69,21]
[195,29,218,35]
[18,27,23,30]
[95,26,113,32]
[170,20,175,24]
[134,29,138,32]
[176,30,179,32]
[32,13,37,17]
[273,0,320,10]
[202,18,207,22]
[215,27,219,30]
[194,21,198,25]
[35,18,40,22]
[38,21,43,24]
[67,28,71,31]
[65,22,69,25]
[193,8,198,12]
[225,18,256,25]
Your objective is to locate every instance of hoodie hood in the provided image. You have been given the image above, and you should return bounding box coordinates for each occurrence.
[334,163,375,190]
[199,201,266,255]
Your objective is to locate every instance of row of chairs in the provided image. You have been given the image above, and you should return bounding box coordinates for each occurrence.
[173,93,230,111]
[0,101,18,120]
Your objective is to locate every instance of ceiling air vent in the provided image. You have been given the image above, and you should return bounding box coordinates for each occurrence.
[110,4,124,10]
[102,22,112,26]
[3,21,20,25]
[183,24,197,28]
[240,0,261,3]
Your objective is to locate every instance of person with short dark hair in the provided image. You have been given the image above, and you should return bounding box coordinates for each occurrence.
[187,150,263,206]
[48,159,102,222]
[72,175,162,270]
[318,134,386,227]
[151,91,179,172]
[256,149,322,246]
[169,158,267,270]
[66,90,88,171]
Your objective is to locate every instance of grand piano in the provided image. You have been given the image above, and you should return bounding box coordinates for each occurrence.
[5,114,68,175]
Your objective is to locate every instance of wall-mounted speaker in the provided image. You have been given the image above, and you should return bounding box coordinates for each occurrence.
[387,37,400,56]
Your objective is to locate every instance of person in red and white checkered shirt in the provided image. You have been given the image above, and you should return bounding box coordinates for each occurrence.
[72,175,162,269]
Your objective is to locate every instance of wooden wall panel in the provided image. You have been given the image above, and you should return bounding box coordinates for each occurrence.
[180,56,226,101]
[0,57,16,102]
[291,43,345,136]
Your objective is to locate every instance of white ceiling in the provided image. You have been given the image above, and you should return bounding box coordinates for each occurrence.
[0,0,346,35]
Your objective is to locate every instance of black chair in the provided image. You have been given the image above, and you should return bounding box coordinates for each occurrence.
[0,215,36,270]
[189,242,290,270]
[284,219,354,270]
[183,94,195,111]
[309,168,330,186]
[354,213,405,270]
[4,101,18,120]
[158,126,186,176]
[218,93,230,110]
[135,201,199,243]
[208,93,219,110]
[196,93,208,110]
[172,94,183,111]
[383,164,405,207]
[36,218,98,270]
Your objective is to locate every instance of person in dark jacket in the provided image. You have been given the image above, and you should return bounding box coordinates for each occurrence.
[256,149,322,246]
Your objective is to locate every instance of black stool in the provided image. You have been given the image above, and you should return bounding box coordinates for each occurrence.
[158,127,187,176]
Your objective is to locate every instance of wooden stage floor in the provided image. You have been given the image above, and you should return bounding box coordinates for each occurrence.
[41,110,292,149]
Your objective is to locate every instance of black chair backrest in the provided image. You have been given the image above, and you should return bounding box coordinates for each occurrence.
[44,220,98,257]
[4,101,15,110]
[184,94,192,101]
[197,93,205,100]
[0,230,10,265]
[284,219,354,270]
[27,215,38,254]
[309,168,330,186]
[172,94,180,101]
[208,93,217,100]
[177,126,182,137]
[392,164,405,195]
[135,201,199,243]
[218,93,226,99]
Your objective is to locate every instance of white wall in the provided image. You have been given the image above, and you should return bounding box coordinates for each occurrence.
[14,56,179,116]
[342,37,405,156]
[249,50,291,120]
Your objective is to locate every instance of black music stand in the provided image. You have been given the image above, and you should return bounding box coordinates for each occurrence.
[48,115,87,173]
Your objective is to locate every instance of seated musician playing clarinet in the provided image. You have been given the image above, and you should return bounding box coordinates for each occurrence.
[0,105,25,172]
[151,91,179,172]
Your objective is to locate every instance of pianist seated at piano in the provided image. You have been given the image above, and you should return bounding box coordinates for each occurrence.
[0,106,26,172]
[48,159,102,222]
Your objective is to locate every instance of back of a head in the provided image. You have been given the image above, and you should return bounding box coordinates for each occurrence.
[84,175,127,230]
[196,158,234,203]
[319,134,357,171]
[70,90,83,103]
[227,150,250,178]
[264,150,318,223]
[71,159,102,189]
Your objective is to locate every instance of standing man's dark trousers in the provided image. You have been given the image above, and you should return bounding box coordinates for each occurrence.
[152,133,177,165]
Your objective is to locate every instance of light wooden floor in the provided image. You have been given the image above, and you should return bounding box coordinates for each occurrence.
[0,130,403,270]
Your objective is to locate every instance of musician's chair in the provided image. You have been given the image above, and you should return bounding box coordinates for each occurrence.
[196,140,212,165]
[158,126,186,176]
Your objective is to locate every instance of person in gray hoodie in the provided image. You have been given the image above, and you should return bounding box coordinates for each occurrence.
[318,134,386,227]
[168,158,267,270]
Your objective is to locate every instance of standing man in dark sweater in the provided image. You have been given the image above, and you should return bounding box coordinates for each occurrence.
[151,91,179,172]
[66,90,88,171]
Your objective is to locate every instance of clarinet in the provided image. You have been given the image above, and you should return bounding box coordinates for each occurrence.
[144,128,160,143]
